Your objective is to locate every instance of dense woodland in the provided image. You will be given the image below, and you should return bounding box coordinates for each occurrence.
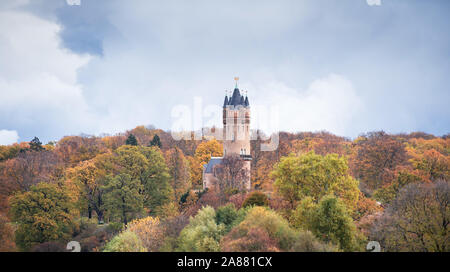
[0,126,448,252]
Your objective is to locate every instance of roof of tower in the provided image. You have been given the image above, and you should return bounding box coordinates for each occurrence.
[244,96,249,107]
[227,87,248,107]
[223,96,228,107]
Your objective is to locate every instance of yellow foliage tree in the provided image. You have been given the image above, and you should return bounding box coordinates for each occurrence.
[127,216,164,252]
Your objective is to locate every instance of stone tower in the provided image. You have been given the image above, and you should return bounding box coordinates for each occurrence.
[222,79,251,189]
[202,78,252,190]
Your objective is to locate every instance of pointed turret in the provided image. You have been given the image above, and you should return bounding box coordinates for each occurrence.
[223,95,229,107]
[244,96,249,107]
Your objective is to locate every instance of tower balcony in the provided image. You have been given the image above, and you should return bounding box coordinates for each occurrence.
[240,154,252,161]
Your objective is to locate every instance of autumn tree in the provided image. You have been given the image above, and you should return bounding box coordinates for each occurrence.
[406,137,449,182]
[0,213,16,251]
[55,136,107,166]
[371,180,449,252]
[127,216,164,252]
[373,168,424,205]
[66,158,107,221]
[214,155,250,196]
[102,174,144,225]
[272,151,360,211]
[242,191,269,208]
[220,206,326,252]
[165,147,191,202]
[9,182,76,251]
[0,151,63,213]
[350,131,408,193]
[190,140,223,186]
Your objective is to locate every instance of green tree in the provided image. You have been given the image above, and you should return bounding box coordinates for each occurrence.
[125,134,138,146]
[290,196,317,231]
[272,151,360,211]
[110,145,174,215]
[149,134,162,148]
[215,204,239,233]
[310,195,361,251]
[165,147,191,202]
[103,230,147,252]
[9,182,76,251]
[29,137,44,151]
[102,174,144,225]
[177,206,225,252]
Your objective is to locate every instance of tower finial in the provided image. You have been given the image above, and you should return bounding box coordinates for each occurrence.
[234,77,239,89]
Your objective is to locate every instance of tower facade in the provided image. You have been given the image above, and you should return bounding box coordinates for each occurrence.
[223,87,251,158]
[202,79,251,190]
[222,83,251,190]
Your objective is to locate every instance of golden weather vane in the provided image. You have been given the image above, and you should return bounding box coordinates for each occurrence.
[234,77,239,88]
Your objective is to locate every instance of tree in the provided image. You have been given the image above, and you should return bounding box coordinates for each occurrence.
[103,230,147,252]
[55,136,107,165]
[149,134,162,148]
[107,145,174,215]
[221,227,279,252]
[221,206,298,252]
[9,182,76,251]
[190,140,223,186]
[310,195,362,252]
[290,196,317,231]
[289,231,337,252]
[215,204,240,233]
[272,151,360,211]
[373,168,424,205]
[125,134,138,146]
[0,150,62,213]
[350,131,408,193]
[127,216,164,252]
[371,180,449,252]
[29,137,44,151]
[242,191,269,208]
[177,206,225,252]
[214,155,250,196]
[0,213,16,251]
[102,174,144,225]
[407,138,449,182]
[67,159,107,220]
[165,147,191,202]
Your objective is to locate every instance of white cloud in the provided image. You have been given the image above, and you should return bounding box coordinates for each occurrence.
[0,8,94,140]
[248,74,363,136]
[0,130,19,145]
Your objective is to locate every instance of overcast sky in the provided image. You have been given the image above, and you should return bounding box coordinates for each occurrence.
[0,0,449,144]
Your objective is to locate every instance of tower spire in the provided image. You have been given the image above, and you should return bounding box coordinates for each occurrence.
[234,77,239,89]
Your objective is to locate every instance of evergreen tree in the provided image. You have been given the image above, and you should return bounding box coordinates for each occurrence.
[125,134,138,146]
[149,134,162,148]
[29,137,44,151]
